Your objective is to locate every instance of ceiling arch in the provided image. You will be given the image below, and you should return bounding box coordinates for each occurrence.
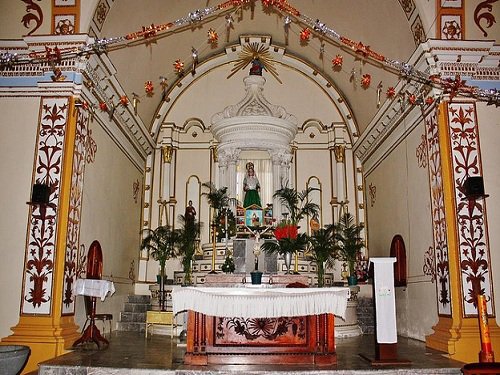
[152,35,358,145]
[93,1,419,136]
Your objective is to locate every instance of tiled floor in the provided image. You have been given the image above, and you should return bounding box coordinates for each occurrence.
[36,331,467,374]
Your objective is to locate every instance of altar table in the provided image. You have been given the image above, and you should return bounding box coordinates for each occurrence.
[172,286,349,365]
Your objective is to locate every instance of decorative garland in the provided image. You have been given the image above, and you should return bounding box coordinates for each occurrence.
[1,0,498,108]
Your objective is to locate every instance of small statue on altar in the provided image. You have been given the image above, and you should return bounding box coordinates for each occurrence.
[185,200,196,224]
[243,162,261,208]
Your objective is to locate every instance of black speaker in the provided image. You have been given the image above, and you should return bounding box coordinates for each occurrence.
[463,176,485,198]
[31,183,50,204]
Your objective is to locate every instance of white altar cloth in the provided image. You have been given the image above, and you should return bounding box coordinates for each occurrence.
[74,278,115,301]
[172,286,349,319]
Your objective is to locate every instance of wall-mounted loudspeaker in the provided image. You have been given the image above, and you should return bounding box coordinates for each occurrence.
[463,176,486,199]
[31,183,50,204]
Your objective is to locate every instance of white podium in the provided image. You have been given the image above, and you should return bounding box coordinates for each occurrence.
[362,257,410,366]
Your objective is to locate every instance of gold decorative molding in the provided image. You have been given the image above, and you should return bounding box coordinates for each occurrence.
[211,146,218,163]
[333,144,345,163]
[162,145,173,163]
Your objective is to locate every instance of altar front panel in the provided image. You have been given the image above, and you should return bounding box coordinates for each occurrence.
[214,316,307,345]
[185,311,336,365]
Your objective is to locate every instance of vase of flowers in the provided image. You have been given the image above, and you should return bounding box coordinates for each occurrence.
[261,220,308,274]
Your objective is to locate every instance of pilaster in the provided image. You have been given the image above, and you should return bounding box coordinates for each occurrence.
[426,100,500,363]
[2,95,82,373]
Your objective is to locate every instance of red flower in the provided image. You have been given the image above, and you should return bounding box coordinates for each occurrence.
[300,28,311,42]
[332,54,343,68]
[386,87,396,98]
[274,224,298,240]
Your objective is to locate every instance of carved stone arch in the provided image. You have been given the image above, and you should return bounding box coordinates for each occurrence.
[301,119,327,132]
[150,36,359,144]
[182,118,208,140]
[183,118,208,132]
[301,119,329,142]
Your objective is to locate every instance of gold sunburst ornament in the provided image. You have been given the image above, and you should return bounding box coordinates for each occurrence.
[227,42,281,83]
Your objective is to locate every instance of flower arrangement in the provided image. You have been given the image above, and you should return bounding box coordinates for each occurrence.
[261,220,308,256]
[355,256,369,282]
[274,221,298,241]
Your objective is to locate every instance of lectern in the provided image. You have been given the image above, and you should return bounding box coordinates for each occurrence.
[362,257,410,365]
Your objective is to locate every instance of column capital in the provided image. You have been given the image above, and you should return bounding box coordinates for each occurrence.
[161,145,174,163]
[218,147,240,166]
[333,144,346,163]
[269,149,292,166]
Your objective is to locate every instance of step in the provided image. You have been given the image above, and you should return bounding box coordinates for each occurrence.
[123,301,150,313]
[115,321,146,332]
[127,294,151,304]
[120,311,146,323]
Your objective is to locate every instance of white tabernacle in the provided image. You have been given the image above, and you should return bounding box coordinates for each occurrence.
[172,286,349,319]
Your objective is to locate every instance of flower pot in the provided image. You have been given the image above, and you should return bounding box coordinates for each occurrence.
[284,252,293,274]
[250,270,263,285]
[347,275,358,286]
[316,261,325,288]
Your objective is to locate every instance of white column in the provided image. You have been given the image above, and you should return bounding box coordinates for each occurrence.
[270,149,293,220]
[161,145,173,200]
[218,148,239,196]
[227,159,237,208]
[271,153,282,219]
[333,144,347,219]
[218,151,229,189]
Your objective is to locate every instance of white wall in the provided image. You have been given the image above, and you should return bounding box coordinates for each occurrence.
[0,97,40,339]
[365,119,438,340]
[75,118,144,329]
[476,103,500,318]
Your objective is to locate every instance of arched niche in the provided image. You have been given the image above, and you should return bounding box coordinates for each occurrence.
[390,234,407,287]
[185,175,201,223]
[306,176,322,231]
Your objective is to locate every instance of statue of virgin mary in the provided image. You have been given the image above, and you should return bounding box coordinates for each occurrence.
[243,162,261,208]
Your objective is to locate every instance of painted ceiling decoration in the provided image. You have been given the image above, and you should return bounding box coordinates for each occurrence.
[3,0,499,108]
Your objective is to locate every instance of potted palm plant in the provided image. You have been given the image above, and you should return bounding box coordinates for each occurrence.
[262,183,319,273]
[140,225,178,310]
[272,183,320,225]
[333,212,365,285]
[174,214,202,286]
[307,224,336,287]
